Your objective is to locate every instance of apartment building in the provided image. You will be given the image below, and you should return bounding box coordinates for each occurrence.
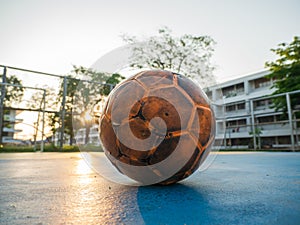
[75,125,100,145]
[2,109,23,144]
[206,70,300,149]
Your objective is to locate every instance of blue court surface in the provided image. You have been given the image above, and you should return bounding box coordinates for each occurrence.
[0,152,299,224]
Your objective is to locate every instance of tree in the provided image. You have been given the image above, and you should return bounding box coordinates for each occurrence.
[122,27,216,87]
[60,75,80,145]
[26,86,58,142]
[102,73,125,95]
[55,66,124,145]
[2,75,24,107]
[249,127,262,149]
[265,36,300,113]
[72,66,124,145]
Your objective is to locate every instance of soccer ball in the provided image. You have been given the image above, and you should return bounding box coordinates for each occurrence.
[99,70,215,185]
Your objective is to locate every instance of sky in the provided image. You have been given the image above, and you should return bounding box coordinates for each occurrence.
[0,0,299,82]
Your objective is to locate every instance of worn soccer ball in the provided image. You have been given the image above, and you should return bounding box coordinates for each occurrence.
[99,70,215,185]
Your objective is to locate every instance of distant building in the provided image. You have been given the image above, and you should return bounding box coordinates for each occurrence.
[2,109,23,143]
[75,125,100,145]
[207,70,300,149]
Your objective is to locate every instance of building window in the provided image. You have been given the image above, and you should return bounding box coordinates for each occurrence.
[275,114,288,121]
[255,100,264,107]
[236,83,244,93]
[226,102,246,112]
[237,138,251,145]
[223,86,235,98]
[237,119,246,125]
[226,121,236,127]
[254,99,272,110]
[206,91,212,100]
[257,116,274,123]
[226,119,246,127]
[237,103,245,110]
[261,137,275,148]
[222,83,245,98]
[225,105,235,112]
[254,77,272,89]
[278,136,290,144]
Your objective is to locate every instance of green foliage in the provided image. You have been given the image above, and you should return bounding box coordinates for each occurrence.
[0,145,35,152]
[79,144,103,152]
[2,75,24,107]
[72,66,124,112]
[122,26,216,87]
[49,65,124,145]
[249,127,262,149]
[102,73,125,95]
[265,36,300,112]
[55,74,80,145]
[0,144,80,152]
[43,144,79,152]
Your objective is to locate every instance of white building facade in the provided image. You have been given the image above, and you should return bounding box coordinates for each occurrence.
[2,109,23,144]
[206,70,300,149]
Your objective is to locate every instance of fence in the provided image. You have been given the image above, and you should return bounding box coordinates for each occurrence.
[218,90,300,151]
[0,65,113,150]
[1,65,299,151]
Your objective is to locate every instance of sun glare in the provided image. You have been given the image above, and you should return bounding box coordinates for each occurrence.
[76,158,92,175]
[83,112,92,123]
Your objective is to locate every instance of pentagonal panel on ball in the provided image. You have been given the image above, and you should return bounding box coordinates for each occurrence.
[177,75,210,106]
[110,80,145,125]
[190,106,214,147]
[135,70,174,88]
[148,86,193,131]
[140,96,181,134]
[99,115,120,159]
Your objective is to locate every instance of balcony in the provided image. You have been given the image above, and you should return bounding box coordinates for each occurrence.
[224,126,251,139]
[257,123,294,137]
[225,102,247,117]
[3,127,22,133]
[3,115,23,123]
[222,83,245,99]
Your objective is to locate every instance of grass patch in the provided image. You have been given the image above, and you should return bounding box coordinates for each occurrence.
[0,144,80,153]
[0,145,35,153]
[79,144,103,152]
[42,145,80,152]
[1,144,297,153]
[219,148,299,152]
